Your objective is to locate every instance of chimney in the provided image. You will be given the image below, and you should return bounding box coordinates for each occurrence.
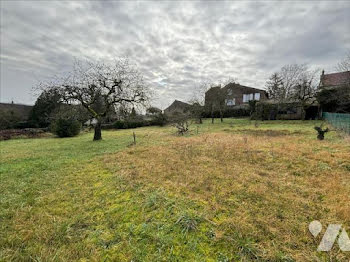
[320,70,325,88]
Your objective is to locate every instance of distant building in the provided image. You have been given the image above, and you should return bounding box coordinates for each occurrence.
[205,83,268,108]
[318,70,350,113]
[164,100,191,115]
[319,70,350,89]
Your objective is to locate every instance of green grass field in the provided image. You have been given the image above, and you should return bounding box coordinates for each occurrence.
[1,119,349,261]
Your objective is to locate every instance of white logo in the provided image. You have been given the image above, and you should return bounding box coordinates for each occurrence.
[309,220,350,251]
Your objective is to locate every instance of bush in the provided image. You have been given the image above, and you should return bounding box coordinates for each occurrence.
[110,114,167,130]
[51,118,81,137]
[253,103,278,120]
[112,119,149,129]
[149,113,168,126]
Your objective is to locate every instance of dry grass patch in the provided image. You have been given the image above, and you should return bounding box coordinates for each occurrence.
[104,132,350,261]
[1,120,349,261]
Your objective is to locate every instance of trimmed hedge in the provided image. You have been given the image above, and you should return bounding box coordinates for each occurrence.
[202,108,250,118]
[103,115,168,130]
[113,120,146,129]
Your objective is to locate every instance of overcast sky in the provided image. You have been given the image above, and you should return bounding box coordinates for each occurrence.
[1,1,350,109]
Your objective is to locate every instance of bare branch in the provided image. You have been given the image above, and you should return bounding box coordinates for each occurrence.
[37,58,151,140]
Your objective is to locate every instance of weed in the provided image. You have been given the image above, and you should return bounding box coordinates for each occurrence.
[175,212,201,233]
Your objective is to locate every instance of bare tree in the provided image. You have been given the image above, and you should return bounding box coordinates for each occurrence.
[217,87,226,123]
[173,116,190,135]
[39,58,150,140]
[336,51,350,72]
[279,64,308,101]
[266,64,318,119]
[189,81,211,124]
[167,112,191,135]
[291,69,319,119]
[192,80,212,105]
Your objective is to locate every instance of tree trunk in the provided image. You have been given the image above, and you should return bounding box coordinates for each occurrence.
[93,121,102,141]
[220,109,223,122]
[301,108,306,120]
[199,117,202,124]
[301,103,307,121]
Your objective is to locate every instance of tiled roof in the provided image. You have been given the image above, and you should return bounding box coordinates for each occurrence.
[321,71,350,87]
[164,100,190,112]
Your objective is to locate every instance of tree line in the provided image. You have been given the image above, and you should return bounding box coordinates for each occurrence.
[2,52,349,139]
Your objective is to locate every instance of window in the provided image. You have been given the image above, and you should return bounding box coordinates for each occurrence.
[243,94,248,103]
[254,93,261,101]
[226,98,235,106]
[227,89,233,95]
[243,94,254,103]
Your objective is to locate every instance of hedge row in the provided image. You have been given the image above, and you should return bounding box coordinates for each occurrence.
[202,108,250,118]
[103,116,167,130]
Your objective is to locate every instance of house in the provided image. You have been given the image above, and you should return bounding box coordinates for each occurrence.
[164,100,191,115]
[205,83,268,108]
[319,70,350,89]
[318,70,350,113]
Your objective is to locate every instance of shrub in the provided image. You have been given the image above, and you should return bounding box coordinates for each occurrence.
[254,103,278,120]
[314,126,329,140]
[149,113,168,126]
[113,120,126,129]
[168,113,191,135]
[110,115,167,130]
[51,118,81,137]
[112,119,147,129]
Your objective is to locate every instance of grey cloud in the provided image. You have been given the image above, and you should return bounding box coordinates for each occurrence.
[1,1,349,108]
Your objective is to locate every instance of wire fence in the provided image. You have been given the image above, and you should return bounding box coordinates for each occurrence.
[323,112,350,134]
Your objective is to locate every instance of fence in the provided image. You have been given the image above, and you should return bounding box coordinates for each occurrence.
[323,112,350,134]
